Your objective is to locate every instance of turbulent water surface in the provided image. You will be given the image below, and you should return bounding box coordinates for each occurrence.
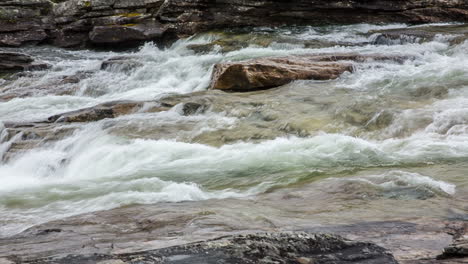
[1,23,468,238]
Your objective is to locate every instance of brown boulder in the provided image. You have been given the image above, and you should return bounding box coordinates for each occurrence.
[210,54,411,92]
[210,57,352,92]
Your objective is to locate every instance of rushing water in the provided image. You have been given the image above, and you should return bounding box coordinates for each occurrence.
[1,23,468,237]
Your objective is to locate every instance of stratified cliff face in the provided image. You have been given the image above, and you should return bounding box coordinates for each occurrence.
[1,0,468,48]
[158,0,468,34]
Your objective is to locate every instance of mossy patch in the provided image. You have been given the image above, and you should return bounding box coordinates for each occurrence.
[120,13,142,18]
[82,0,91,8]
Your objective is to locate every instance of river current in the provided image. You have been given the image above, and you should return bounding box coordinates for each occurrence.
[0,23,467,238]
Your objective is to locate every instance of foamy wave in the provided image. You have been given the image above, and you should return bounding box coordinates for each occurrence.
[356,170,456,196]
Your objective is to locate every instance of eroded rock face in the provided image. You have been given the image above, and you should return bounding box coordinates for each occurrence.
[158,0,468,36]
[2,0,468,48]
[89,21,167,46]
[210,54,412,92]
[100,56,144,71]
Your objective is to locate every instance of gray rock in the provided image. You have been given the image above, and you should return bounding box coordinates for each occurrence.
[89,21,166,46]
[19,233,399,264]
[0,52,49,73]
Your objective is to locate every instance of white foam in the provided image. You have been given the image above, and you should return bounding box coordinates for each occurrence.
[355,170,456,195]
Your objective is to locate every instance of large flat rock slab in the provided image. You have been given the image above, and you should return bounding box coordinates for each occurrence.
[10,233,398,264]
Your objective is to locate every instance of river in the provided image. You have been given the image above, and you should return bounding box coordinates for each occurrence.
[0,23,467,242]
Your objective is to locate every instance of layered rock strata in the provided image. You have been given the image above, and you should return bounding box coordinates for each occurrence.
[2,0,468,48]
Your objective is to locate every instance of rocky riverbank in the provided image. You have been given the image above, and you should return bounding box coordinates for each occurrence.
[1,0,468,48]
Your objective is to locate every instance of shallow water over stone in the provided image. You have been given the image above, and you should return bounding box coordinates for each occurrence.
[0,23,468,251]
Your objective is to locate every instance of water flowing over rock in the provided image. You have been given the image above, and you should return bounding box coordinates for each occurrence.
[370,24,468,45]
[2,0,468,48]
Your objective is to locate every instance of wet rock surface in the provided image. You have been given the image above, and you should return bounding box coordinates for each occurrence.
[0,0,52,47]
[0,52,49,73]
[370,24,468,45]
[0,71,90,101]
[16,233,398,264]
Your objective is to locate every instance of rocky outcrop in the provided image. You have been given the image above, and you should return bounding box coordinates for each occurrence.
[101,56,144,71]
[50,0,167,48]
[158,0,468,36]
[0,0,53,46]
[0,71,92,102]
[0,52,49,73]
[2,0,468,48]
[210,54,412,92]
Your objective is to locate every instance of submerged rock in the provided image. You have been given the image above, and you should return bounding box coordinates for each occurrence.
[101,57,144,72]
[370,24,468,45]
[47,100,172,123]
[0,0,52,47]
[0,71,93,101]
